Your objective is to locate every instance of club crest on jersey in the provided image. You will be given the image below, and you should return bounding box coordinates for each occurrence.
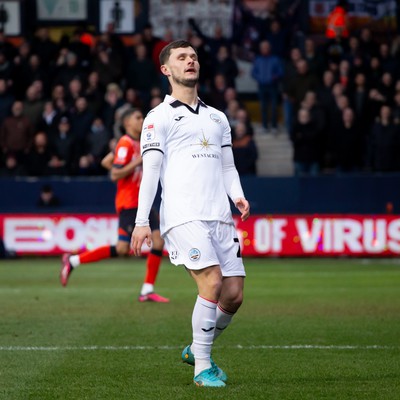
[188,248,201,261]
[143,123,155,141]
[210,113,222,124]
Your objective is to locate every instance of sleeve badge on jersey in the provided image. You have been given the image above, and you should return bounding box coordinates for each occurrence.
[116,146,128,161]
[143,123,155,141]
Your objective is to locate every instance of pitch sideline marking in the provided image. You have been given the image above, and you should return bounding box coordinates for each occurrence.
[0,345,397,351]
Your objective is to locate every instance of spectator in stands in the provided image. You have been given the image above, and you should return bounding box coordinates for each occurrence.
[141,22,162,63]
[378,42,399,78]
[53,97,69,125]
[55,50,86,88]
[78,117,110,176]
[348,72,370,145]
[251,40,284,133]
[188,18,232,56]
[325,36,348,65]
[301,91,325,139]
[285,59,319,125]
[207,73,229,110]
[282,47,303,134]
[126,44,159,108]
[70,97,95,149]
[48,116,78,175]
[264,19,288,58]
[0,101,34,161]
[37,100,59,136]
[236,107,254,137]
[102,83,124,133]
[84,71,104,116]
[317,69,336,113]
[338,59,351,90]
[95,26,125,73]
[213,45,239,89]
[30,27,58,70]
[232,121,258,176]
[93,46,122,88]
[0,78,14,125]
[367,57,383,89]
[334,107,363,173]
[349,72,369,118]
[25,131,52,176]
[36,184,61,207]
[358,27,378,59]
[67,29,92,70]
[65,78,83,110]
[23,85,45,129]
[12,41,32,99]
[225,99,241,128]
[376,72,395,107]
[368,105,400,172]
[123,87,144,111]
[368,88,387,124]
[26,54,49,96]
[51,84,66,105]
[0,152,26,177]
[303,37,325,77]
[291,107,320,176]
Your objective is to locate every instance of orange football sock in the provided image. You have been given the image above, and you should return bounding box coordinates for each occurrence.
[79,245,117,264]
[144,249,163,284]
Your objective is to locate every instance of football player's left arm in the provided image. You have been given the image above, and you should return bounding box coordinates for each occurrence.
[221,146,250,221]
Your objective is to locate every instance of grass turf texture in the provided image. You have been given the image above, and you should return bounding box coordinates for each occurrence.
[0,257,399,399]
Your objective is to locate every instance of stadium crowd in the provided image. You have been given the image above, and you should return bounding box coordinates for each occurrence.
[0,0,399,177]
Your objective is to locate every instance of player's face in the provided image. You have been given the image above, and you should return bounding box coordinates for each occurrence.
[163,47,199,88]
[124,111,143,138]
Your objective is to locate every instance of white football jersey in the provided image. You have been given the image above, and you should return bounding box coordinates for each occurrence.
[140,95,234,234]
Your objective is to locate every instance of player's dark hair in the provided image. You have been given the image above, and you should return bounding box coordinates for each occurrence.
[120,108,142,135]
[159,40,196,66]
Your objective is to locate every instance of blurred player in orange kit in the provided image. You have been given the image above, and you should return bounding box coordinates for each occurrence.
[60,108,169,303]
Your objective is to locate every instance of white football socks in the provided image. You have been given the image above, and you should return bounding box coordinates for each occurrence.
[191,295,217,376]
[213,305,234,341]
[69,255,80,268]
[140,283,154,295]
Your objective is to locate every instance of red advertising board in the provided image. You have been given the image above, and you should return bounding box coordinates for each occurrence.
[1,214,399,257]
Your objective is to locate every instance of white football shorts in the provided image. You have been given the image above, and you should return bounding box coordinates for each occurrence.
[164,220,246,277]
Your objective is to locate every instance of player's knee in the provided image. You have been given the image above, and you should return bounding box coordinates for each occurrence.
[207,276,223,297]
[221,286,243,313]
[116,242,130,256]
[152,231,164,250]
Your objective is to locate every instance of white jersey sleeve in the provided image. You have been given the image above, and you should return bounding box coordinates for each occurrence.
[135,108,166,226]
[135,150,163,226]
[222,146,245,201]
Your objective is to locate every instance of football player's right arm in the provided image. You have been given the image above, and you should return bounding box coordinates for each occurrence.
[110,156,142,182]
[131,150,163,256]
[101,152,114,171]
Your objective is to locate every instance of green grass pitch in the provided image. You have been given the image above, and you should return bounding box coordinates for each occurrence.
[1,257,399,399]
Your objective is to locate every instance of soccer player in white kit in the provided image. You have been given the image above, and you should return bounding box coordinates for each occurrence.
[131,40,250,387]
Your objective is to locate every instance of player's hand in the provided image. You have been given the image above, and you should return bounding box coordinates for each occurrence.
[235,198,250,221]
[131,225,152,256]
